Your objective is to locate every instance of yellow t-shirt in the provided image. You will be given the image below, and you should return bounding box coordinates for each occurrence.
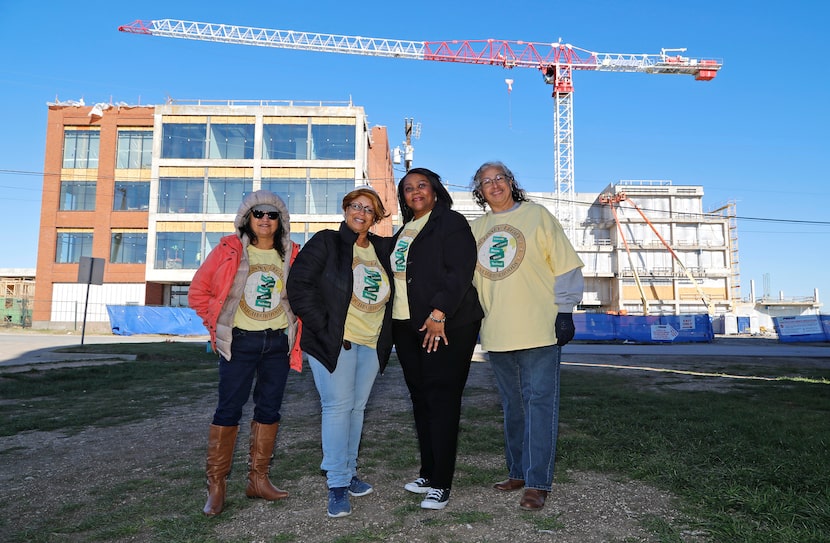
[344,243,391,348]
[233,245,289,331]
[471,202,583,352]
[390,211,431,320]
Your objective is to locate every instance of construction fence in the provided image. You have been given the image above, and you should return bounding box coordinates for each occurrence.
[773,315,830,343]
[103,305,715,344]
[574,313,714,343]
[97,306,830,344]
[106,305,208,336]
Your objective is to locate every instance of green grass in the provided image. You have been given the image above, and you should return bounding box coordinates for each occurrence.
[0,342,217,436]
[2,343,829,542]
[557,371,830,542]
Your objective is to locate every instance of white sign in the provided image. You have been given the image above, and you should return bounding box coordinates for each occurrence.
[679,315,695,330]
[777,316,822,336]
[651,324,679,341]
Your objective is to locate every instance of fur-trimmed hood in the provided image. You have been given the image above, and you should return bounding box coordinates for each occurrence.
[234,190,292,256]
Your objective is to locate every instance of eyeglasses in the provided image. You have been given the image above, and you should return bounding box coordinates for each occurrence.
[347,202,376,217]
[479,174,509,188]
[251,210,279,220]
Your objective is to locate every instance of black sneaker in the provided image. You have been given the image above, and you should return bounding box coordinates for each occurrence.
[420,487,450,509]
[404,477,431,494]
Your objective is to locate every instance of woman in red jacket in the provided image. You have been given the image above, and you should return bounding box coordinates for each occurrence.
[189,190,301,517]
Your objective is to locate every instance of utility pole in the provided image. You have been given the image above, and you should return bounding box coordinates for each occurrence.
[403,118,415,171]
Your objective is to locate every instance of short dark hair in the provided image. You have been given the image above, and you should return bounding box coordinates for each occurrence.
[397,167,454,223]
[471,161,528,210]
[342,187,389,225]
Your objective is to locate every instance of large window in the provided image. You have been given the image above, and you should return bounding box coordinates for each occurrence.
[158,178,204,213]
[110,231,147,264]
[209,124,254,159]
[59,181,96,211]
[310,124,355,160]
[63,130,100,168]
[56,231,93,263]
[116,130,153,169]
[113,181,150,211]
[206,178,252,214]
[169,284,190,307]
[309,178,352,214]
[156,232,201,270]
[262,124,308,159]
[161,123,206,159]
[262,178,307,215]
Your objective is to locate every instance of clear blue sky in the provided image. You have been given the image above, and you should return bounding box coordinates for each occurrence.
[1,0,828,307]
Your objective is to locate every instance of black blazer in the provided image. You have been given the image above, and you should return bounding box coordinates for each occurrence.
[392,202,484,333]
[287,222,394,373]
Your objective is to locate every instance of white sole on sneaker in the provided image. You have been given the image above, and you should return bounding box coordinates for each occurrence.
[404,483,431,494]
[420,498,449,510]
[349,487,373,497]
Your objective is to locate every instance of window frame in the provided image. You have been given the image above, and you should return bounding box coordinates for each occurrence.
[59,181,97,211]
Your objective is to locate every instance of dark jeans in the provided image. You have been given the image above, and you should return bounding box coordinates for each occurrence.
[393,319,481,489]
[212,328,290,427]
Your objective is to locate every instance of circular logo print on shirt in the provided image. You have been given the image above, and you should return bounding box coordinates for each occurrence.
[476,224,526,281]
[351,257,391,313]
[239,263,285,320]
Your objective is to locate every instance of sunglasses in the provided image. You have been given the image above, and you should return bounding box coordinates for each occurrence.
[251,210,279,220]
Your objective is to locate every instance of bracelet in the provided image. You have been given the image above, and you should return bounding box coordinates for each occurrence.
[429,312,446,323]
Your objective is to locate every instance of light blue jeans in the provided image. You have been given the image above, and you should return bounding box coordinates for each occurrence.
[308,343,380,489]
[488,344,561,492]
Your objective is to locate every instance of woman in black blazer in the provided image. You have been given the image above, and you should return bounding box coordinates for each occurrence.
[390,167,483,510]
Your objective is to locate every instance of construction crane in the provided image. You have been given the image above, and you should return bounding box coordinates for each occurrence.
[118,19,723,238]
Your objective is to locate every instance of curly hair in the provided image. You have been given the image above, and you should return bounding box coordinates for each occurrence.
[470,161,529,210]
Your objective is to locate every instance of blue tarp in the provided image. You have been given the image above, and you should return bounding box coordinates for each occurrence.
[573,313,713,343]
[773,315,830,343]
[106,305,208,336]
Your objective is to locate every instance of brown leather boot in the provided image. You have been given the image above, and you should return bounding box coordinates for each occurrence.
[245,421,289,500]
[203,424,239,516]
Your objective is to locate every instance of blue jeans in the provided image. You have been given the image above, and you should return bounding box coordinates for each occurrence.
[488,344,561,491]
[309,343,380,489]
[212,328,290,426]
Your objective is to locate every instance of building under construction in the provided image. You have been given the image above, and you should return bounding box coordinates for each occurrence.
[453,180,736,317]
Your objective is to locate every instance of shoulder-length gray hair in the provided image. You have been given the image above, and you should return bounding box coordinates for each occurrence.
[471,161,528,210]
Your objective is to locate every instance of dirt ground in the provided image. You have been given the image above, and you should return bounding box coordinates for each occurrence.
[1,342,826,542]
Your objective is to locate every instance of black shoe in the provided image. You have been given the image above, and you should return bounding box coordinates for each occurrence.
[420,487,450,509]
